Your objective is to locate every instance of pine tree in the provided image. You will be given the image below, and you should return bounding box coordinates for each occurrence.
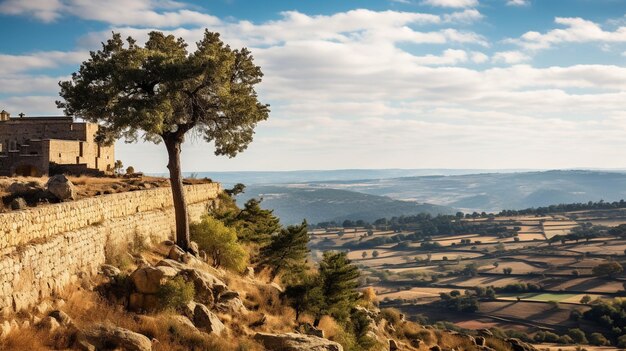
[284,273,324,321]
[316,251,360,326]
[261,221,310,280]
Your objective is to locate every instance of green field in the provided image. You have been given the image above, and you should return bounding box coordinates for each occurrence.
[499,293,577,302]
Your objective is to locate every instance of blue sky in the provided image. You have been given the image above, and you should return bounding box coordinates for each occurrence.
[0,0,625,172]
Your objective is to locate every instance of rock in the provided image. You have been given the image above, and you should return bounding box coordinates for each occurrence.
[155,266,178,278]
[220,290,240,300]
[34,301,51,315]
[82,324,152,351]
[475,336,486,347]
[99,264,121,278]
[49,310,72,326]
[254,332,343,351]
[477,329,493,337]
[506,338,538,351]
[46,174,76,201]
[216,295,247,314]
[10,197,27,210]
[168,245,185,261]
[169,315,198,332]
[298,322,324,338]
[156,259,186,271]
[182,252,197,264]
[189,241,200,256]
[130,266,169,294]
[193,303,225,335]
[430,346,442,351]
[39,316,60,333]
[183,301,198,320]
[75,339,96,351]
[177,268,227,305]
[389,339,399,351]
[8,181,42,194]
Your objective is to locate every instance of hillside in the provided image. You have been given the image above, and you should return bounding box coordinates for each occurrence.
[236,185,455,225]
[303,170,626,213]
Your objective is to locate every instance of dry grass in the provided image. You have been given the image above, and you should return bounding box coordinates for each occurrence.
[0,327,50,351]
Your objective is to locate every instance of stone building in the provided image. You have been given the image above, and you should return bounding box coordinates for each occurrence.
[0,110,115,176]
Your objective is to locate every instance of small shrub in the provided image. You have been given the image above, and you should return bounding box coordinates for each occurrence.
[191,215,249,272]
[157,276,195,311]
[104,237,132,270]
[379,308,402,325]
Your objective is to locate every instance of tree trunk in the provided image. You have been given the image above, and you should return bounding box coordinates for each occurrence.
[164,136,190,251]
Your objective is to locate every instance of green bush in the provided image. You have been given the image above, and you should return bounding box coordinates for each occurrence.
[157,276,195,310]
[567,329,588,344]
[191,215,249,272]
[588,332,609,346]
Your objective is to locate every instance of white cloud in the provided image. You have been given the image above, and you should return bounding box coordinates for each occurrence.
[0,0,63,22]
[4,8,626,170]
[0,0,220,27]
[512,17,626,50]
[470,51,489,63]
[506,0,529,6]
[422,0,479,8]
[491,50,530,64]
[443,9,483,23]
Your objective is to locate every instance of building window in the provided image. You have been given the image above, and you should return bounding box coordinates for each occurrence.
[9,140,17,151]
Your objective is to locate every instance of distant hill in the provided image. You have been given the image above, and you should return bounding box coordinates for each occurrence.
[182,168,532,187]
[304,170,626,213]
[236,185,455,225]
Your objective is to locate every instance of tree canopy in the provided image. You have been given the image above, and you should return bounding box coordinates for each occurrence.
[57,30,269,250]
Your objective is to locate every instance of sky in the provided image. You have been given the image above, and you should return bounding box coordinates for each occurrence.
[0,0,626,172]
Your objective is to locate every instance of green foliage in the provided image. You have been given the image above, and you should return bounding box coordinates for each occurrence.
[190,215,249,272]
[284,273,324,321]
[157,276,195,310]
[57,30,269,154]
[233,199,281,244]
[318,251,361,325]
[592,262,623,278]
[588,332,609,346]
[618,334,626,348]
[260,221,310,280]
[347,309,376,350]
[580,295,591,304]
[439,290,479,312]
[567,328,588,344]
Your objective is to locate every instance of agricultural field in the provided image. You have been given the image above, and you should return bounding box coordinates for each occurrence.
[311,207,626,341]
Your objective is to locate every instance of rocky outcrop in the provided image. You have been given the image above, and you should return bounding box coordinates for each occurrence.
[193,303,225,335]
[81,324,152,351]
[254,332,343,351]
[46,174,76,201]
[130,266,170,294]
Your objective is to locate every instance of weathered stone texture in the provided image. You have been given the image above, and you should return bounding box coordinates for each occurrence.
[0,183,221,315]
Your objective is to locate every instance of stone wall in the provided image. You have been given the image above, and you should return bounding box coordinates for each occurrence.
[0,183,221,315]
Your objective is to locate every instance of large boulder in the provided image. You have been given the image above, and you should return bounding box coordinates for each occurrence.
[8,181,44,195]
[46,175,76,201]
[254,332,343,351]
[81,324,152,351]
[177,268,227,305]
[216,292,247,314]
[130,266,169,294]
[193,303,225,335]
